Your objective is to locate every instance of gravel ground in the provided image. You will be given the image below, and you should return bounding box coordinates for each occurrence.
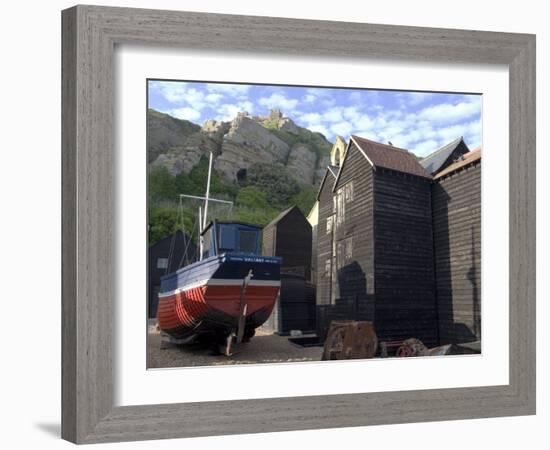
[147,320,323,368]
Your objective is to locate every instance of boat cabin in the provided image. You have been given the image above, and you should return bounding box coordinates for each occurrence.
[201,220,262,259]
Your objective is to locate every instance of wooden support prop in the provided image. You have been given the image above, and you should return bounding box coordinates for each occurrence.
[322,320,378,360]
[222,270,254,356]
[236,270,253,344]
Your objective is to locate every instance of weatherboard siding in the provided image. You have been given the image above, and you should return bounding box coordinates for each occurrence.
[315,142,376,339]
[333,141,375,316]
[432,162,481,344]
[316,171,336,308]
[316,142,438,346]
[275,208,312,279]
[310,222,318,285]
[262,207,314,334]
[315,138,481,348]
[262,224,276,257]
[373,169,438,347]
[263,207,313,279]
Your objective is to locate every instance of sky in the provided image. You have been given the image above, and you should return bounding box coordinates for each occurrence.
[148,80,481,158]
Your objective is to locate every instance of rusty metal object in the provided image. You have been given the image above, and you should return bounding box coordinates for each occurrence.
[379,340,404,357]
[396,338,428,357]
[382,338,482,358]
[322,320,378,360]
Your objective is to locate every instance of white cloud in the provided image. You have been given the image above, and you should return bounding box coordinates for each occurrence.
[331,121,353,137]
[150,81,189,103]
[352,113,375,131]
[418,98,481,124]
[151,82,232,110]
[298,112,322,125]
[258,93,299,112]
[295,106,374,140]
[330,97,481,157]
[407,92,434,105]
[169,107,201,122]
[214,101,255,121]
[389,126,435,148]
[215,104,241,121]
[308,124,330,138]
[306,88,328,97]
[150,82,214,110]
[354,130,380,141]
[205,84,250,96]
[322,108,344,122]
[437,120,479,142]
[412,139,440,156]
[342,106,360,121]
[151,82,256,122]
[240,101,255,114]
[205,93,223,103]
[397,92,435,108]
[379,125,405,138]
[181,88,207,110]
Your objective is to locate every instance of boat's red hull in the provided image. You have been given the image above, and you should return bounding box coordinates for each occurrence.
[157,281,280,339]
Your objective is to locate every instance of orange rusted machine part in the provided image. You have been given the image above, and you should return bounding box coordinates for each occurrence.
[322,320,378,360]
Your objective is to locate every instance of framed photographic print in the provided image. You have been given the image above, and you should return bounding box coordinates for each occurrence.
[62,5,536,444]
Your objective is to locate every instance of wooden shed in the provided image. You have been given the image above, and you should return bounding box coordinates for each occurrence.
[264,274,316,334]
[262,205,312,279]
[148,230,196,318]
[262,205,315,334]
[420,136,470,176]
[432,148,481,344]
[316,136,439,347]
[309,138,347,286]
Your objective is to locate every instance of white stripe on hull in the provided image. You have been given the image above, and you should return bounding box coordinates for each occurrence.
[158,278,281,298]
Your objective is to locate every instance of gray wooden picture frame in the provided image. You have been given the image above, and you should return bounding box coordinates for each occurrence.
[61,5,536,444]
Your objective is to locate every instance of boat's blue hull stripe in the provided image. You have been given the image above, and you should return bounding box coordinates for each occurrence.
[159,253,282,293]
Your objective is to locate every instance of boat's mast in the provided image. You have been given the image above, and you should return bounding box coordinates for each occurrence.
[203,152,213,230]
[197,152,214,262]
[198,206,203,261]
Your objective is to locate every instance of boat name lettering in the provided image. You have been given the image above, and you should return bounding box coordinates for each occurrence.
[228,256,274,263]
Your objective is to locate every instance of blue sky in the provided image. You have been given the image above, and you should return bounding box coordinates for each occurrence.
[148,80,481,157]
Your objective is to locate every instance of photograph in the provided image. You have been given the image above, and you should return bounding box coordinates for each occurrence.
[2,0,542,446]
[146,80,482,368]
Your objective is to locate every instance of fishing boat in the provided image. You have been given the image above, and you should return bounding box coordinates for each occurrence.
[156,153,282,352]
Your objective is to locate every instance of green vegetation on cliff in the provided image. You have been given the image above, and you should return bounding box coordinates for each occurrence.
[148,156,317,245]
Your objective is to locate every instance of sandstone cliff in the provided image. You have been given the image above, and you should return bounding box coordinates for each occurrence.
[147,108,332,186]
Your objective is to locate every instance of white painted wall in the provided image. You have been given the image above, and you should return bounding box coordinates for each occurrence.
[0,0,546,448]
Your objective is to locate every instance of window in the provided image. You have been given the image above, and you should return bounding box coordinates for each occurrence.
[345,237,353,259]
[335,181,354,228]
[219,225,236,252]
[336,237,353,269]
[156,257,168,269]
[324,259,331,276]
[326,216,333,234]
[239,230,258,254]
